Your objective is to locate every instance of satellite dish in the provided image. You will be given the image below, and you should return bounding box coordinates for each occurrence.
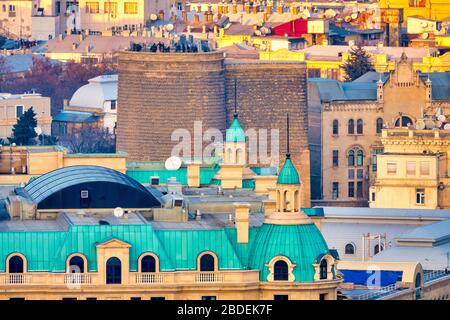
[438,114,446,122]
[165,156,182,171]
[166,23,174,31]
[114,207,124,218]
[150,14,158,21]
[35,126,42,135]
[444,123,450,130]
[351,13,358,20]
[415,120,426,130]
[344,16,352,23]
[422,32,429,39]
[254,29,262,36]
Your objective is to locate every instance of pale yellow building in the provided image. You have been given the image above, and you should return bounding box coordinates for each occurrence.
[378,0,450,22]
[370,128,450,209]
[308,53,450,206]
[0,92,51,141]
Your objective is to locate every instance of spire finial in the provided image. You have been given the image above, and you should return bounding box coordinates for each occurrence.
[234,78,238,119]
[286,113,291,159]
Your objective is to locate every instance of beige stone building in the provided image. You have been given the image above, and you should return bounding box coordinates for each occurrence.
[308,53,450,206]
[369,128,450,209]
[0,92,51,141]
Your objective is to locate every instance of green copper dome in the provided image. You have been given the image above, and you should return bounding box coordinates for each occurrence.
[225,116,246,143]
[277,156,300,184]
[247,223,330,282]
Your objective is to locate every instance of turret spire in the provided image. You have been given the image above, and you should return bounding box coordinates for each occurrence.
[286,113,291,159]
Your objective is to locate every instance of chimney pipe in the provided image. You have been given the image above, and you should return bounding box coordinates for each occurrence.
[234,203,251,244]
[194,14,199,24]
[223,4,229,14]
[244,2,250,14]
[278,3,283,14]
[232,0,237,14]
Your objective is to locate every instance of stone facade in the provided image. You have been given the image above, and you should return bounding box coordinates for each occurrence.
[117,52,311,205]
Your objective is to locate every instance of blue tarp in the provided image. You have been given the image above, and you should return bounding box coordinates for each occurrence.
[340,269,403,287]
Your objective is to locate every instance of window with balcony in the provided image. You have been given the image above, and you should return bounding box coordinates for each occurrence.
[124,2,138,14]
[273,260,289,281]
[416,188,425,205]
[85,2,100,14]
[8,255,24,273]
[141,255,156,273]
[106,257,122,284]
[199,253,215,272]
[68,255,85,273]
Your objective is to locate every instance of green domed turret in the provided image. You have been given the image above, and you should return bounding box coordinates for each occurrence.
[225,113,246,143]
[277,154,300,185]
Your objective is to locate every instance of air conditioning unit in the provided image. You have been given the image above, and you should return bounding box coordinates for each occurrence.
[150,176,160,186]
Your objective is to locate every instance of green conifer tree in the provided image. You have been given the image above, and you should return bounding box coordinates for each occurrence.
[9,107,38,145]
[343,45,375,82]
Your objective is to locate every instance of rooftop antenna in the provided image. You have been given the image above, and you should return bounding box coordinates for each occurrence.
[286,113,291,159]
[234,78,238,118]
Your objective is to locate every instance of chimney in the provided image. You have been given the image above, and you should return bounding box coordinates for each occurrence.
[63,99,69,110]
[292,5,298,15]
[218,3,223,15]
[208,12,213,22]
[203,12,208,23]
[253,3,258,14]
[182,10,187,23]
[171,13,177,22]
[266,3,273,14]
[263,12,268,22]
[58,34,63,41]
[244,2,250,14]
[232,0,237,14]
[194,14,199,24]
[277,3,283,14]
[202,25,206,33]
[197,5,201,13]
[85,45,90,53]
[234,203,250,243]
[223,4,229,14]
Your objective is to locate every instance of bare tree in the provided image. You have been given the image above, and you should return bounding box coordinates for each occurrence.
[59,126,115,154]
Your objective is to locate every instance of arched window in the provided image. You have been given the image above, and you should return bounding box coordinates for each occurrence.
[395,116,413,128]
[356,119,363,134]
[415,273,422,300]
[319,259,328,280]
[356,150,364,166]
[227,148,233,163]
[345,243,355,255]
[332,119,339,135]
[106,257,122,284]
[236,148,244,164]
[8,255,24,273]
[141,255,156,273]
[376,118,383,134]
[199,254,215,272]
[374,244,384,255]
[68,256,85,273]
[348,150,355,167]
[274,260,289,281]
[348,119,355,134]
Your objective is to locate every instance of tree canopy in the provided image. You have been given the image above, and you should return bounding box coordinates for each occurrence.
[9,107,38,145]
[343,45,375,82]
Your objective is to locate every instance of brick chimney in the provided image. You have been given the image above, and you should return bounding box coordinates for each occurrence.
[266,2,273,14]
[194,13,199,24]
[292,5,298,15]
[223,4,229,14]
[244,2,250,14]
[277,2,283,14]
[232,0,237,14]
[234,203,251,244]
[218,3,223,15]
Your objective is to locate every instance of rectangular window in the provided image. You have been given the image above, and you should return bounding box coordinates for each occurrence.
[372,149,383,172]
[274,295,289,300]
[104,2,118,15]
[420,161,430,176]
[85,2,99,13]
[177,2,183,10]
[80,190,89,199]
[356,181,363,198]
[56,1,61,14]
[130,297,141,300]
[348,182,355,198]
[332,182,339,199]
[348,169,355,180]
[151,297,166,300]
[387,161,397,175]
[308,68,321,78]
[201,296,217,301]
[16,105,24,118]
[406,161,416,176]
[371,192,376,202]
[319,293,327,301]
[86,297,97,300]
[416,188,425,204]
[357,169,364,179]
[9,5,16,12]
[110,100,117,110]
[332,150,339,167]
[124,2,138,14]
